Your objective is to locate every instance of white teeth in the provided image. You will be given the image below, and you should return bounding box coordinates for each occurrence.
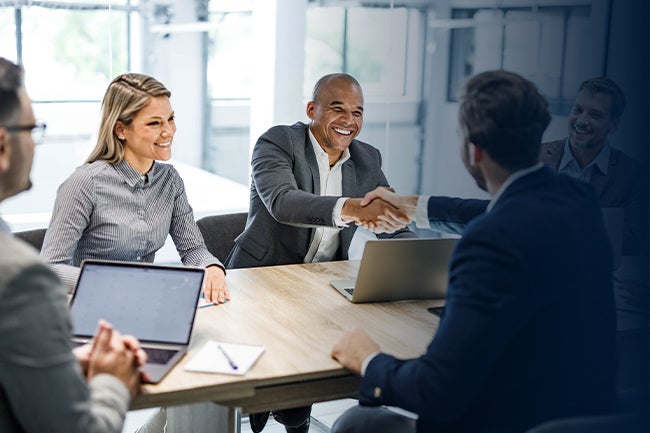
[334,128,351,136]
[156,142,171,147]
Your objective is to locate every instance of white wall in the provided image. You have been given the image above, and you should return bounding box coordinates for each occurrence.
[147,0,206,167]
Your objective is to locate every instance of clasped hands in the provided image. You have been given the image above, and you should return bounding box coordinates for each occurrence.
[73,320,148,398]
[342,187,418,234]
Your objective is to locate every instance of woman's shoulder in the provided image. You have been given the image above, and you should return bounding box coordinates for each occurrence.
[60,161,106,189]
[152,161,182,179]
[150,162,186,192]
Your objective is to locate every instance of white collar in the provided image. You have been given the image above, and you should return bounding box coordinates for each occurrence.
[308,128,350,168]
[487,163,544,212]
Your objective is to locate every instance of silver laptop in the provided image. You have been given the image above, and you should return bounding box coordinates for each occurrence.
[331,237,458,303]
[69,260,205,384]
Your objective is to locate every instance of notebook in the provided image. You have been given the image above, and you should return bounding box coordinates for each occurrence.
[69,259,205,384]
[330,237,458,303]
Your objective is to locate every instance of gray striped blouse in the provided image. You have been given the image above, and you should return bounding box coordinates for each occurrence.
[40,160,223,289]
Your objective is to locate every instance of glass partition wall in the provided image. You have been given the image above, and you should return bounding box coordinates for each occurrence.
[0,0,612,243]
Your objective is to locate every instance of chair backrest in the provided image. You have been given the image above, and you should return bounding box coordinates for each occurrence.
[196,212,247,262]
[13,228,47,251]
[525,410,648,433]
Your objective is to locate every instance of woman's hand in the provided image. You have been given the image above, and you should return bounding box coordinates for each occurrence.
[203,265,230,304]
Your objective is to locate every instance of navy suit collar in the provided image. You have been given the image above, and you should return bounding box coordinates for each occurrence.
[489,165,556,213]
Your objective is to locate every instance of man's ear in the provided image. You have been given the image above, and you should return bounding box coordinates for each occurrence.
[468,142,484,166]
[305,101,315,121]
[610,117,620,134]
[0,129,10,173]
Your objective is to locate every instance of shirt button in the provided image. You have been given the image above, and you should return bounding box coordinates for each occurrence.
[136,256,141,261]
[374,387,381,398]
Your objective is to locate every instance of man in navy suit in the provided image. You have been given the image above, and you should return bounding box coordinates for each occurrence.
[330,70,618,433]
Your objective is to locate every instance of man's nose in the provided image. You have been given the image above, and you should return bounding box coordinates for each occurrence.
[575,112,589,126]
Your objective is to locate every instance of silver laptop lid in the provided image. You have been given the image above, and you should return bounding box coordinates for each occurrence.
[70,260,205,345]
[331,237,458,303]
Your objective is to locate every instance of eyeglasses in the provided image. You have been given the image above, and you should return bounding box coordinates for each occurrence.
[4,122,47,144]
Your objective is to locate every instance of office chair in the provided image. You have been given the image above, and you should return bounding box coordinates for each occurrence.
[525,409,649,433]
[14,228,47,251]
[196,212,247,262]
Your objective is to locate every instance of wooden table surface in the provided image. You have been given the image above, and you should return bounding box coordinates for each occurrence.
[132,260,443,413]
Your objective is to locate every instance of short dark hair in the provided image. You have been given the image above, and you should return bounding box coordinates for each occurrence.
[311,73,362,102]
[578,77,626,120]
[0,57,24,126]
[459,70,551,172]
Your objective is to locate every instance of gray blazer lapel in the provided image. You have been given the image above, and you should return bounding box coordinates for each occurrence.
[339,160,358,260]
[304,135,321,195]
[342,160,356,197]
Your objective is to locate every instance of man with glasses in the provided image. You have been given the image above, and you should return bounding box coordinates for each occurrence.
[0,56,146,433]
[4,122,46,144]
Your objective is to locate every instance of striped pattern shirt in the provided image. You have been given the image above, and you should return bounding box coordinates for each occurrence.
[40,160,222,289]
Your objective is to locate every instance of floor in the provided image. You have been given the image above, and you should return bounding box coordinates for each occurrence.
[122,399,359,433]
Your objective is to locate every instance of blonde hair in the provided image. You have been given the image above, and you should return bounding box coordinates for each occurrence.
[87,73,171,164]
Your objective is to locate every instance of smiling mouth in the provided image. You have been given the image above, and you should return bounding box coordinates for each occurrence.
[333,127,352,136]
[155,141,172,148]
[572,123,591,133]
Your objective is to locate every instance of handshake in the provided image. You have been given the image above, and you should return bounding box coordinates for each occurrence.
[341,187,419,234]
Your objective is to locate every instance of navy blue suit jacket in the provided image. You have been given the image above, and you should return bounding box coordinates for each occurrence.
[541,139,648,255]
[360,167,617,432]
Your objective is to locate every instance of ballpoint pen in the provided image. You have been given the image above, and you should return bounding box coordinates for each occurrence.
[217,344,239,370]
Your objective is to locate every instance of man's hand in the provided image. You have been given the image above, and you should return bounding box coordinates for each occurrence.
[87,320,142,398]
[203,265,229,304]
[331,328,380,375]
[341,198,410,234]
[73,343,93,377]
[74,333,148,380]
[359,188,418,232]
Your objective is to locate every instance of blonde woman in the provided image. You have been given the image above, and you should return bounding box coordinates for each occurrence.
[41,73,228,304]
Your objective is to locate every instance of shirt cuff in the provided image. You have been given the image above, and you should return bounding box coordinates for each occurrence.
[333,197,350,227]
[361,351,380,376]
[415,195,431,229]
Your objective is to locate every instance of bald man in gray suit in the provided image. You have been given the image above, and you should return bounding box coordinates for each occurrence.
[226,74,415,433]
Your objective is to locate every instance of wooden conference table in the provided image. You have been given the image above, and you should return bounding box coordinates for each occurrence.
[132,260,443,429]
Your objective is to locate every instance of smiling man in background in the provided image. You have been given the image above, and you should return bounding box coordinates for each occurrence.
[541,77,648,256]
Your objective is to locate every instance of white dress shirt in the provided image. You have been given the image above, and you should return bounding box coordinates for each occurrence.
[304,128,350,263]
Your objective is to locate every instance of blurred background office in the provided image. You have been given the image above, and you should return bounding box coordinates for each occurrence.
[1,0,646,236]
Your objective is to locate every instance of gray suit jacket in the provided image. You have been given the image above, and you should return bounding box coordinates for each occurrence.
[541,139,648,255]
[0,229,130,433]
[226,122,415,268]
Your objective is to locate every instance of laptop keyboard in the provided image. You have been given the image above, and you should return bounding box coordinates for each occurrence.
[143,347,178,364]
[345,288,355,295]
[73,341,177,365]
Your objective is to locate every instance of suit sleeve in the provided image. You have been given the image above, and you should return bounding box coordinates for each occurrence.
[620,164,649,256]
[0,263,130,433]
[358,223,530,424]
[425,196,488,235]
[251,126,340,228]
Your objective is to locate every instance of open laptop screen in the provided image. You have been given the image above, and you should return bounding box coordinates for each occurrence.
[70,260,204,345]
